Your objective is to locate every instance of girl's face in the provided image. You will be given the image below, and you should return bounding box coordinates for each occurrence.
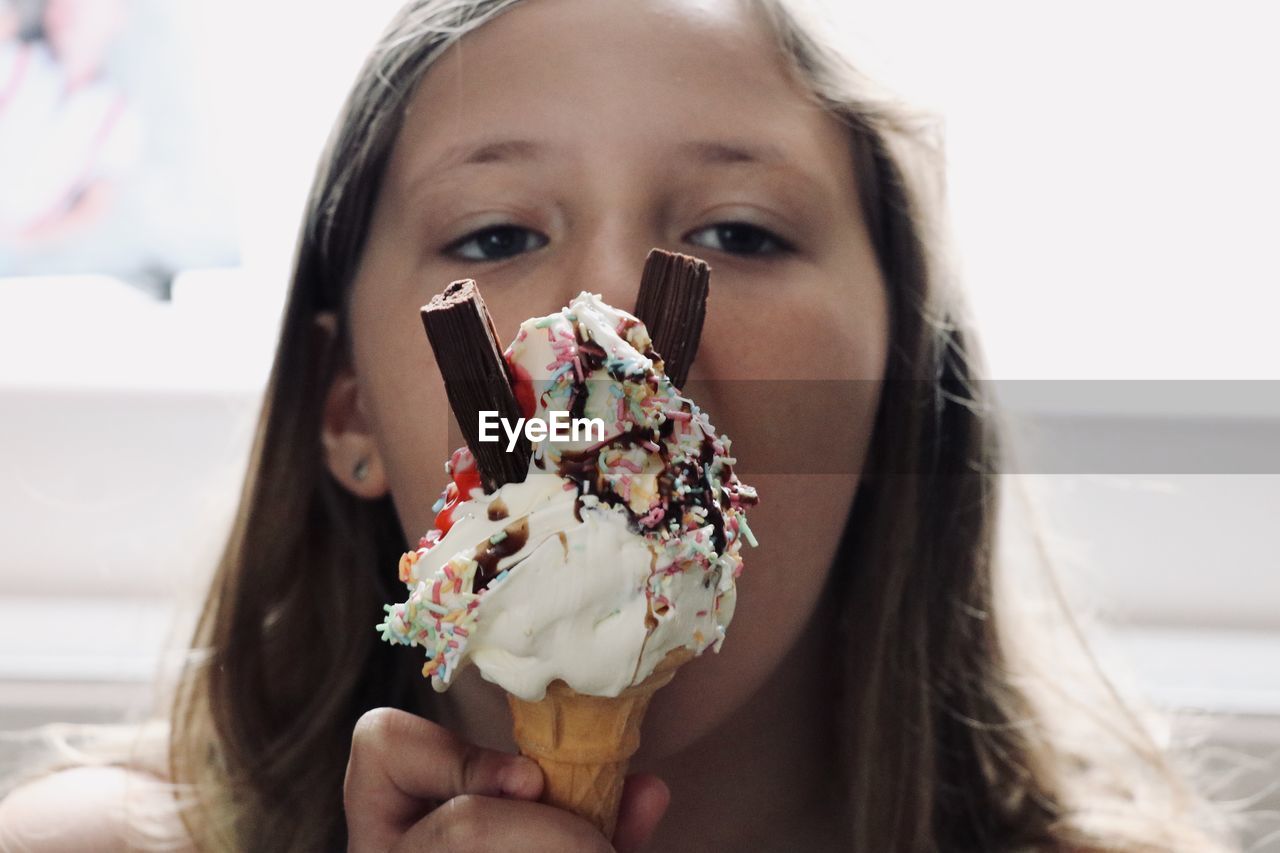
[344,0,889,757]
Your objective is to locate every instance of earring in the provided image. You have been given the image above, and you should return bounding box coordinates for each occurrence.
[353,458,370,482]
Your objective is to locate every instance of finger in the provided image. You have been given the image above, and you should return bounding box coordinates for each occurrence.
[612,773,671,853]
[345,708,543,851]
[394,794,612,853]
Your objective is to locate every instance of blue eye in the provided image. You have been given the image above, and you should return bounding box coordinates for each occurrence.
[686,222,791,256]
[447,225,549,261]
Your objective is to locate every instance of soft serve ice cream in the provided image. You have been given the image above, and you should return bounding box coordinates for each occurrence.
[378,292,757,701]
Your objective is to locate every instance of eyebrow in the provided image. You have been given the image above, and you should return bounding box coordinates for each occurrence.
[428,137,789,173]
[431,138,552,173]
[676,140,790,166]
[676,139,832,202]
[408,136,826,204]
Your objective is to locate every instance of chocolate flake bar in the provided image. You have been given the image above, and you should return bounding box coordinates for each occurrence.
[421,279,531,491]
[633,249,710,389]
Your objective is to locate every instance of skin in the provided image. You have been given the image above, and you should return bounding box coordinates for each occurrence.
[0,0,889,850]
[336,0,889,848]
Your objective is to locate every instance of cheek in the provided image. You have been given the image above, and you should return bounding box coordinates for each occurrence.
[694,266,887,383]
[636,267,886,756]
[640,471,861,760]
[691,266,887,499]
[374,396,453,545]
[349,268,456,544]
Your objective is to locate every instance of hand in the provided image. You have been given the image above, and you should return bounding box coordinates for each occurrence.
[344,708,670,852]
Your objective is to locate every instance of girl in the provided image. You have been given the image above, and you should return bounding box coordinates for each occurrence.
[0,0,1234,850]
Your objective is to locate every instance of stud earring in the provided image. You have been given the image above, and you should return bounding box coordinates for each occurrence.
[353,458,370,482]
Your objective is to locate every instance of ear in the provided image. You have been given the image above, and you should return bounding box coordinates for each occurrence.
[316,312,389,499]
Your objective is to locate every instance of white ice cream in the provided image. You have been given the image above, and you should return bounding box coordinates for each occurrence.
[379,292,757,701]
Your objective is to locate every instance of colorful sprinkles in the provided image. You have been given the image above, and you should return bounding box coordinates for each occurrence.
[378,293,758,690]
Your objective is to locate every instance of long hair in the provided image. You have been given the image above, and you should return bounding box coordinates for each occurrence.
[169,1,1234,850]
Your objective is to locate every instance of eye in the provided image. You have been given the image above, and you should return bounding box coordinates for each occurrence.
[446,225,549,261]
[685,222,792,256]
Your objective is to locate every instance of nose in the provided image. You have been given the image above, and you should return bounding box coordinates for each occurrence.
[552,225,670,316]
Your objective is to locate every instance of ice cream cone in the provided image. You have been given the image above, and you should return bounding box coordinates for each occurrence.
[505,647,694,839]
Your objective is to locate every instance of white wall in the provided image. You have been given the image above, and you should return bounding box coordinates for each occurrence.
[822,0,1280,380]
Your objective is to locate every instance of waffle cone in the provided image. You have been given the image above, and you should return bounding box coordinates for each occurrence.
[505,647,693,839]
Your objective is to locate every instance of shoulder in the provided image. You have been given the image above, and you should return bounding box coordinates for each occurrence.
[0,766,193,852]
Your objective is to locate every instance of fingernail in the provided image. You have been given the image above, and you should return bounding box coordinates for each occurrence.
[498,756,540,797]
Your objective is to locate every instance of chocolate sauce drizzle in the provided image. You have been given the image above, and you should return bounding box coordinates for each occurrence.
[472,517,529,591]
[486,497,509,521]
[534,299,746,559]
[568,330,607,422]
[554,417,730,553]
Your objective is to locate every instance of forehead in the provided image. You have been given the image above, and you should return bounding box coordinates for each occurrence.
[386,0,855,192]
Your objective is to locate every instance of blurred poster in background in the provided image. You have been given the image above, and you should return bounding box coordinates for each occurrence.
[0,0,238,296]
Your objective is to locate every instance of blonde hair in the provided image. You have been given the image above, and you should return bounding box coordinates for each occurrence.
[159,0,1239,849]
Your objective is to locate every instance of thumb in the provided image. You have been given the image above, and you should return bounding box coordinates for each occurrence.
[612,773,671,853]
